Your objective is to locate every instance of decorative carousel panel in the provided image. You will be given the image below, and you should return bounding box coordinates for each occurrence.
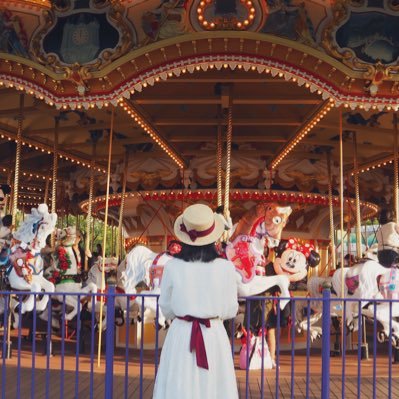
[30,0,136,94]
[260,0,331,48]
[322,0,399,97]
[0,8,31,58]
[138,0,193,44]
[189,0,266,31]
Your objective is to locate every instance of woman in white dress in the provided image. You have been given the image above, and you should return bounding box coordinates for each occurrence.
[153,204,239,399]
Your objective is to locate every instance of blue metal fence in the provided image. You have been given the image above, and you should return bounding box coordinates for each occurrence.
[1,288,398,398]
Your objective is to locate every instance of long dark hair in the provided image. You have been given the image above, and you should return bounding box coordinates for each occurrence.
[173,242,220,263]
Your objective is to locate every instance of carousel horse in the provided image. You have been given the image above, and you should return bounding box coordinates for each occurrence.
[121,204,293,318]
[6,204,57,314]
[85,256,118,330]
[226,203,293,308]
[301,222,399,344]
[118,244,177,327]
[46,226,97,322]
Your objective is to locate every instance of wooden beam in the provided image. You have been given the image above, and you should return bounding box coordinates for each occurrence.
[301,138,393,152]
[167,134,288,143]
[0,106,38,117]
[182,149,275,157]
[135,98,321,105]
[154,118,302,126]
[319,122,395,139]
[24,120,137,137]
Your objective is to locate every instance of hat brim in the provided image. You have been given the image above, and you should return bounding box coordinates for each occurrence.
[174,213,226,246]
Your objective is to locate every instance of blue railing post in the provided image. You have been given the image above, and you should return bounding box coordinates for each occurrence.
[321,289,331,399]
[105,285,116,399]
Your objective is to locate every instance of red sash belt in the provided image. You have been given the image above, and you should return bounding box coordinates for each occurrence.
[177,315,211,370]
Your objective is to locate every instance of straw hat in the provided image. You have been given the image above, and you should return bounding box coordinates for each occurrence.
[174,204,225,246]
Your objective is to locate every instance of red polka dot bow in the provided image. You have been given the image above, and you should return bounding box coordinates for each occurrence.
[286,238,314,259]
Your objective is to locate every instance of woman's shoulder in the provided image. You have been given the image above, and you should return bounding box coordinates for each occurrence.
[213,257,236,270]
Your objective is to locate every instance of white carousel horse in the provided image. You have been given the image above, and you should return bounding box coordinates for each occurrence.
[46,226,97,321]
[6,204,57,315]
[118,248,170,327]
[86,256,143,329]
[301,222,399,343]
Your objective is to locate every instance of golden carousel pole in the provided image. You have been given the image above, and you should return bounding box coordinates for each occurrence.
[97,108,115,366]
[216,120,223,208]
[84,141,97,271]
[352,132,362,259]
[44,176,50,206]
[339,108,345,294]
[393,114,399,224]
[11,94,24,225]
[326,151,336,273]
[353,132,369,354]
[51,116,60,248]
[116,149,129,261]
[4,169,12,215]
[7,93,24,359]
[223,104,233,228]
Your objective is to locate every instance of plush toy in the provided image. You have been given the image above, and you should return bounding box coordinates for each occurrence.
[273,238,320,283]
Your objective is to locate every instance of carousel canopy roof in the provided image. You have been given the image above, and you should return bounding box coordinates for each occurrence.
[0,0,397,224]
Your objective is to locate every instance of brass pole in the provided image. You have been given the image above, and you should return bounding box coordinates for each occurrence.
[97,108,115,366]
[111,223,114,255]
[44,177,50,205]
[116,149,129,260]
[393,114,399,225]
[11,94,24,224]
[216,122,223,207]
[339,109,345,294]
[224,105,233,221]
[4,169,12,215]
[346,182,352,264]
[7,94,24,359]
[84,142,96,271]
[51,117,60,248]
[352,132,362,259]
[326,151,336,272]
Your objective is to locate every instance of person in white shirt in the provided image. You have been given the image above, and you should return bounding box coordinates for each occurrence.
[153,203,239,399]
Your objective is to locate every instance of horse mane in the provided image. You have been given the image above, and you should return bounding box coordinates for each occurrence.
[13,204,56,247]
[230,204,266,241]
[13,206,45,244]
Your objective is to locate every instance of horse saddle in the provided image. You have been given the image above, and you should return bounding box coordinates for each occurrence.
[226,236,257,283]
[345,275,359,295]
[9,247,32,283]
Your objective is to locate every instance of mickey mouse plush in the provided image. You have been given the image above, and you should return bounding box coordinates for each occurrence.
[273,238,320,283]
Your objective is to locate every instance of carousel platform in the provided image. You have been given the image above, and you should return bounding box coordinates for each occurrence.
[1,340,398,398]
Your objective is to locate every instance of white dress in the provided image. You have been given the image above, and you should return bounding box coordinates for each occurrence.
[153,257,239,399]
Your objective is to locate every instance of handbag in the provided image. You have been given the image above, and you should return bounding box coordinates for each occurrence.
[239,328,273,370]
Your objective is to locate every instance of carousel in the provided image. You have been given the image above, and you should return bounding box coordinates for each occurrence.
[0,0,399,398]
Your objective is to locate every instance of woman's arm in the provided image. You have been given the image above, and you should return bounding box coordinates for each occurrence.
[222,262,239,320]
[159,264,175,320]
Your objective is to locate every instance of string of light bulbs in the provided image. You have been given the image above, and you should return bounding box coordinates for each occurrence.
[270,99,335,169]
[0,130,106,173]
[120,99,186,168]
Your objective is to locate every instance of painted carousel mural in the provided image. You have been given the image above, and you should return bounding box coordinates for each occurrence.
[1,0,399,397]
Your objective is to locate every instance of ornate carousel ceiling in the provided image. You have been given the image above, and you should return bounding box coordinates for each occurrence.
[0,0,398,235]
